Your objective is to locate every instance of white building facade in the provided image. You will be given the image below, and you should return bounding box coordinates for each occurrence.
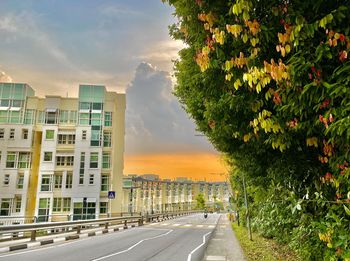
[0,83,125,224]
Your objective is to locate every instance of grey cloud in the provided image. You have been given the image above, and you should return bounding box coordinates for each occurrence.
[125,62,214,154]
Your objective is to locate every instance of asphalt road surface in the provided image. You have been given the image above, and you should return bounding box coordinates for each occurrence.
[0,213,220,261]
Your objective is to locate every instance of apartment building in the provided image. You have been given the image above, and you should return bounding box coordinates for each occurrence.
[122,175,230,214]
[0,83,125,224]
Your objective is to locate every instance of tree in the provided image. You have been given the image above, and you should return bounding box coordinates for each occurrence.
[163,0,350,259]
[195,193,206,210]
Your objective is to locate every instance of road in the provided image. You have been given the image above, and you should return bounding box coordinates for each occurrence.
[0,213,220,261]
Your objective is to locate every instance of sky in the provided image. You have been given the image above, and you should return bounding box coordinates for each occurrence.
[0,0,227,181]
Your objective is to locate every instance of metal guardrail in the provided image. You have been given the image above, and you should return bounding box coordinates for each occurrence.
[0,211,198,242]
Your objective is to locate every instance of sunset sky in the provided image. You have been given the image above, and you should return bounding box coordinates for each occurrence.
[0,0,227,181]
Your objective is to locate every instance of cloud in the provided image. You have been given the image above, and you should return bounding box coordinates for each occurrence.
[136,40,186,72]
[0,71,12,83]
[125,62,214,155]
[99,4,143,17]
[0,12,75,70]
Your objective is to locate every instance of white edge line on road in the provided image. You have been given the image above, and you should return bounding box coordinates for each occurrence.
[0,226,140,259]
[187,231,212,261]
[91,229,173,261]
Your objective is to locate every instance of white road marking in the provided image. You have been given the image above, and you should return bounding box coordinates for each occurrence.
[205,255,226,260]
[187,231,212,261]
[149,223,157,226]
[91,229,173,261]
[184,224,192,227]
[208,225,215,228]
[0,226,146,258]
[196,225,204,228]
[172,224,180,227]
[161,223,169,226]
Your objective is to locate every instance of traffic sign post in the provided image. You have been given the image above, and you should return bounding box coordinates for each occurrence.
[108,191,115,199]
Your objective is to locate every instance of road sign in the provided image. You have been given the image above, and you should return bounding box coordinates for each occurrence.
[108,191,115,199]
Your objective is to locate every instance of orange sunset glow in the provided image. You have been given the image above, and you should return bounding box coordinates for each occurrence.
[124,153,228,181]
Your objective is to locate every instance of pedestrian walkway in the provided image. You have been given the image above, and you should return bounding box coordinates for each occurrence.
[203,214,245,261]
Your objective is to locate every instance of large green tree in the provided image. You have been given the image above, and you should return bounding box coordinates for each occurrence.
[163,0,350,259]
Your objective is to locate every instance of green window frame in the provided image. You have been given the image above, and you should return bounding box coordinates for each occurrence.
[53,198,62,212]
[99,202,108,214]
[89,152,99,168]
[104,112,112,126]
[102,153,110,169]
[43,152,53,162]
[6,152,16,168]
[101,175,109,191]
[45,130,55,140]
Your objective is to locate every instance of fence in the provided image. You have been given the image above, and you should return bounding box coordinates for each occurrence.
[0,210,198,242]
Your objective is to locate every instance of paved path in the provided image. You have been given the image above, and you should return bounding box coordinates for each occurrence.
[0,213,220,261]
[203,214,245,261]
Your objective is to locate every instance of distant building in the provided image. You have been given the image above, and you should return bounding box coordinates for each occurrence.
[122,175,230,214]
[0,83,125,224]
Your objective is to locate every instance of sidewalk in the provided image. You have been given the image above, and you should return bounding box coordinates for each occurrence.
[203,214,245,261]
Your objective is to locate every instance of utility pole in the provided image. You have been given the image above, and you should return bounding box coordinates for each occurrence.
[242,175,252,241]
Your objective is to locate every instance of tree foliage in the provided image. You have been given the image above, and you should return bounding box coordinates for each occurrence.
[195,193,206,210]
[163,0,350,259]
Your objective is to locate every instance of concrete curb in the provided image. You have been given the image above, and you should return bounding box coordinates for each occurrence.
[0,225,135,254]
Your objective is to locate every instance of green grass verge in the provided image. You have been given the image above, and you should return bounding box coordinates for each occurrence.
[231,222,301,261]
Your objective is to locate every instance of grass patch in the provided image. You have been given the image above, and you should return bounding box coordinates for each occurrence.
[231,222,300,261]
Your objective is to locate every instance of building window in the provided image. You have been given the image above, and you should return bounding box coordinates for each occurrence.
[45,111,58,124]
[17,174,24,189]
[38,198,50,222]
[18,152,31,168]
[100,202,108,214]
[56,156,65,166]
[66,156,74,166]
[55,156,74,167]
[101,175,109,191]
[15,196,22,212]
[22,129,28,139]
[67,135,75,144]
[41,175,52,192]
[0,128,4,139]
[58,134,75,145]
[45,130,55,140]
[89,174,94,185]
[43,152,53,162]
[66,172,73,189]
[90,128,101,146]
[59,110,69,124]
[90,152,98,168]
[0,199,11,216]
[79,113,89,125]
[53,198,62,212]
[3,174,10,185]
[104,112,112,126]
[63,198,71,212]
[9,128,15,139]
[102,153,110,169]
[54,173,62,189]
[6,152,16,168]
[79,152,85,185]
[103,131,111,147]
[24,109,35,124]
[57,134,67,144]
[82,130,87,140]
